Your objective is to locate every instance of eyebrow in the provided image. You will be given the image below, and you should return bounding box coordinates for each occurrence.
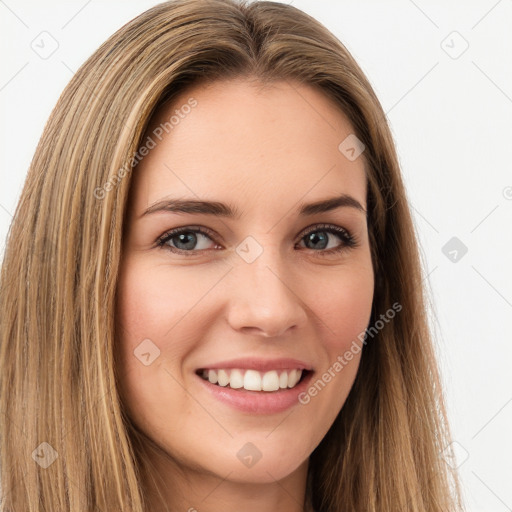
[141,193,366,219]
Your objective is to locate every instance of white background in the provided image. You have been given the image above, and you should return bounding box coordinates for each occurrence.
[1,1,511,510]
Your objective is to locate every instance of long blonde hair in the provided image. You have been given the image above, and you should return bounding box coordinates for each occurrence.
[0,1,464,510]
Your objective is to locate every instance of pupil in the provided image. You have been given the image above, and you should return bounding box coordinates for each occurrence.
[308,232,327,250]
[176,232,196,250]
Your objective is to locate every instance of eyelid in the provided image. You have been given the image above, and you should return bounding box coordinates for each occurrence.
[299,222,351,238]
[298,223,358,250]
[156,225,219,247]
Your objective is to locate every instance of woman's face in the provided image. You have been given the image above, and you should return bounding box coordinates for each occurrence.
[116,78,374,487]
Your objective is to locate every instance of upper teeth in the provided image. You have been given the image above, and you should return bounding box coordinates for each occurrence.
[201,368,303,392]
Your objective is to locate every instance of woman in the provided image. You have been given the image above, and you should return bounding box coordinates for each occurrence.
[0,0,464,510]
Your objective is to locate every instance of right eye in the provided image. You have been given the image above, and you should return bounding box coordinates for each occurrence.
[157,226,221,255]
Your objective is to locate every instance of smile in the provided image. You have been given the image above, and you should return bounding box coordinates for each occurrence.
[197,368,307,392]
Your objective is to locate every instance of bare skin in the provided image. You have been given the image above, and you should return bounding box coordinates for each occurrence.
[115,77,374,512]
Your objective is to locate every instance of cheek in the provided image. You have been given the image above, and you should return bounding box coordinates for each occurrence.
[114,259,225,412]
[296,264,373,428]
[115,261,175,403]
[311,263,374,350]
[115,263,191,435]
[116,260,221,339]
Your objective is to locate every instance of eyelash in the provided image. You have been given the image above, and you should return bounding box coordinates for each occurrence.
[156,223,358,258]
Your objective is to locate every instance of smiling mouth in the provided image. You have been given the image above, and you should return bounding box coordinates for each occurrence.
[196,368,310,392]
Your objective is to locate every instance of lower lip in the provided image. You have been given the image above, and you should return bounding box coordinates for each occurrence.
[196,371,314,414]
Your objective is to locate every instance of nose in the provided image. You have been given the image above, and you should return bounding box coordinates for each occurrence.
[225,242,308,338]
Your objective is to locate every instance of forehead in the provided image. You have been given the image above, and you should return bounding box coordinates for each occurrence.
[130,79,367,217]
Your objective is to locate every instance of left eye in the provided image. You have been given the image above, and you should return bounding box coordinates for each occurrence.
[298,224,356,252]
[157,224,357,256]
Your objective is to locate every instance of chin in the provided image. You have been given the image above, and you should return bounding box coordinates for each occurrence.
[218,459,306,484]
[200,442,309,484]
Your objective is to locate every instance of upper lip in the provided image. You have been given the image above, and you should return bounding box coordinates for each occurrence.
[196,357,313,373]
